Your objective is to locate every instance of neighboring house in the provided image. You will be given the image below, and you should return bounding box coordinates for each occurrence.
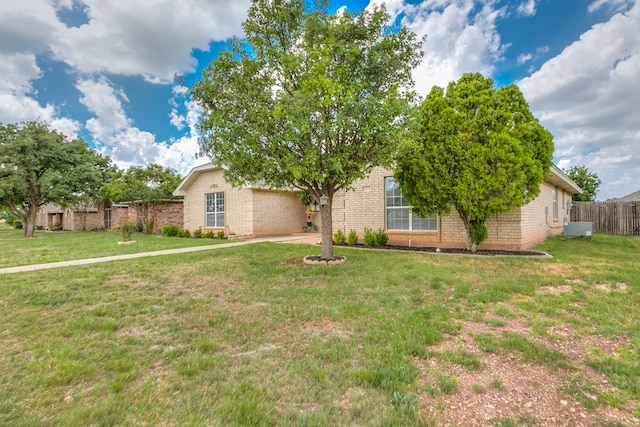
[176,162,582,250]
[173,164,308,237]
[36,200,184,233]
[617,190,640,202]
[37,202,105,231]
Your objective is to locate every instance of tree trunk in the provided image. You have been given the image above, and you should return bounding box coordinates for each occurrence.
[23,206,38,238]
[320,197,334,260]
[456,208,475,252]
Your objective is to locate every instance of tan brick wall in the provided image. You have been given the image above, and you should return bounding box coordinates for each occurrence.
[333,166,564,251]
[183,169,254,235]
[182,169,306,236]
[252,189,308,235]
[519,182,568,249]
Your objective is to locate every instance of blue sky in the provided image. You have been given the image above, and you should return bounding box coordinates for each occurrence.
[1,0,638,200]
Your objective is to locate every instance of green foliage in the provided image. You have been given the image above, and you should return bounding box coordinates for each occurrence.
[193,228,203,239]
[13,219,22,229]
[217,231,225,239]
[177,229,191,238]
[347,229,358,245]
[0,121,114,237]
[395,73,554,251]
[297,192,313,206]
[144,219,154,235]
[204,230,214,239]
[161,224,180,237]
[333,229,346,245]
[364,228,388,246]
[469,221,488,247]
[119,221,136,242]
[190,0,422,260]
[99,164,181,235]
[375,229,389,246]
[566,165,601,201]
[363,228,376,246]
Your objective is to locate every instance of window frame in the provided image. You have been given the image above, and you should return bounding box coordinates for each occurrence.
[385,177,438,231]
[205,192,225,228]
[552,186,559,220]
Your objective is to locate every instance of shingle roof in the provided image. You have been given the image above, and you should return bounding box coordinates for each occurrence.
[619,190,640,201]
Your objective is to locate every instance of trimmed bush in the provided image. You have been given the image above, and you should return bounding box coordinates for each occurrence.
[334,229,346,245]
[204,230,214,239]
[120,221,136,242]
[161,224,180,237]
[363,228,376,246]
[193,228,203,238]
[375,229,389,246]
[13,219,23,229]
[217,230,225,239]
[347,230,358,246]
[177,229,191,238]
[364,228,388,247]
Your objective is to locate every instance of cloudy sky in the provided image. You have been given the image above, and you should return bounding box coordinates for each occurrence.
[1,0,638,200]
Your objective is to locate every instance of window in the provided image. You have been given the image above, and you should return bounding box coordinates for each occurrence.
[206,192,225,228]
[385,177,437,231]
[552,186,558,220]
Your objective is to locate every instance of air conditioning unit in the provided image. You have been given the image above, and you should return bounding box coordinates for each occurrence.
[563,221,593,238]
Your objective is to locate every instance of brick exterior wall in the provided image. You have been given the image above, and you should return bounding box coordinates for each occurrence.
[148,201,183,233]
[177,164,576,250]
[181,168,307,237]
[519,182,569,249]
[333,166,568,251]
[252,189,308,235]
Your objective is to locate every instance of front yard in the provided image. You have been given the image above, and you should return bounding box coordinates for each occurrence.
[0,231,638,426]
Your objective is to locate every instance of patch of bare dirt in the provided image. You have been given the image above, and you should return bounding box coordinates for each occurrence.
[415,318,638,426]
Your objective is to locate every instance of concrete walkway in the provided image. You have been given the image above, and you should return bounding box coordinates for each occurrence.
[0,234,321,275]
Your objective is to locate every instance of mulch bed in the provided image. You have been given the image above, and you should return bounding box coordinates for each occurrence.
[338,244,547,257]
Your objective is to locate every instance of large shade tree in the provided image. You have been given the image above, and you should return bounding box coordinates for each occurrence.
[99,164,182,234]
[395,73,554,252]
[0,121,112,237]
[190,0,422,259]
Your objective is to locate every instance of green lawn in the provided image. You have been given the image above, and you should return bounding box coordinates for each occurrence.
[0,231,638,426]
[0,224,233,268]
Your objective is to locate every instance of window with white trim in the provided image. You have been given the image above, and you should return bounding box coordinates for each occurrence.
[206,192,225,228]
[552,186,558,220]
[385,177,437,231]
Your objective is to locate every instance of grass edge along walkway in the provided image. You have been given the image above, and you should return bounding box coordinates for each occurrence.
[0,234,319,274]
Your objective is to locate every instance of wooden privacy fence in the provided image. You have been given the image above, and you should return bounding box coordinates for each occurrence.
[570,201,640,235]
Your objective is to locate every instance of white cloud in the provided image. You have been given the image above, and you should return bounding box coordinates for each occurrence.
[516,0,536,17]
[51,0,250,83]
[588,0,634,13]
[75,76,200,175]
[517,53,533,64]
[0,0,63,55]
[518,2,640,199]
[370,0,508,95]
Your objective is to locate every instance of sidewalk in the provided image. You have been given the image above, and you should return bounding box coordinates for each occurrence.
[0,233,321,275]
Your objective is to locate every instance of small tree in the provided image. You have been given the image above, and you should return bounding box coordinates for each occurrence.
[566,165,600,201]
[191,0,422,259]
[99,164,182,234]
[0,121,111,237]
[395,73,554,252]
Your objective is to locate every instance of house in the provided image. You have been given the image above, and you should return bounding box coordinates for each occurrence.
[333,165,581,251]
[36,200,184,233]
[175,162,581,251]
[173,163,307,237]
[617,190,640,202]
